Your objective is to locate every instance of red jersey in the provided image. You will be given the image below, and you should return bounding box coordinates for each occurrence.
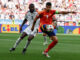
[38,10,56,26]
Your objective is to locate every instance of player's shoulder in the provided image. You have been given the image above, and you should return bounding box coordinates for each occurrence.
[25,11,29,15]
[38,10,45,14]
[51,10,56,12]
[34,10,38,13]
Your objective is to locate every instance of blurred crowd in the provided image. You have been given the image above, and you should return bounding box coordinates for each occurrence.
[0,0,80,26]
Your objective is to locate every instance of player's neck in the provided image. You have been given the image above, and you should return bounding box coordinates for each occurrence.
[46,10,50,13]
[30,11,34,13]
[45,9,50,13]
[30,10,34,13]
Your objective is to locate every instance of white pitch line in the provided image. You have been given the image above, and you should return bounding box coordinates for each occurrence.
[38,33,80,36]
[57,34,80,36]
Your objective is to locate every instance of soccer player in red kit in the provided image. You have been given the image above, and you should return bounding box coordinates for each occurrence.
[31,2,76,58]
[43,15,57,46]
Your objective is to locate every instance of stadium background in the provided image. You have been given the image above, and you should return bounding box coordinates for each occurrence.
[0,0,80,60]
[0,0,80,34]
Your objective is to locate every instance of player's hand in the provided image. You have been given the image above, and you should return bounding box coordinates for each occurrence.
[20,27,22,33]
[31,27,34,31]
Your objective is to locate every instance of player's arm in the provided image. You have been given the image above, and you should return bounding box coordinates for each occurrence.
[52,17,57,29]
[55,11,76,14]
[21,18,27,27]
[31,15,40,31]
[20,18,27,32]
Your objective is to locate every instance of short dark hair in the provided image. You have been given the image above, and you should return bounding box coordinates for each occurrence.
[29,3,34,7]
[46,2,52,6]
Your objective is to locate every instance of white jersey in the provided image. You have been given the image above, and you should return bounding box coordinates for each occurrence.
[23,11,40,36]
[25,11,40,28]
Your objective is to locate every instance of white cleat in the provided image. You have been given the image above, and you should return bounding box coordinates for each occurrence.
[43,42,48,46]
[42,52,50,58]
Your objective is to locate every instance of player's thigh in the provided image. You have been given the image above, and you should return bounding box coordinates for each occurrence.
[31,28,38,36]
[28,28,37,40]
[28,35,34,41]
[20,32,27,39]
[23,26,32,35]
[50,36,58,41]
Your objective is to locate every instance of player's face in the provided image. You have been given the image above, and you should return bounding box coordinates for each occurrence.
[29,5,35,13]
[46,5,51,12]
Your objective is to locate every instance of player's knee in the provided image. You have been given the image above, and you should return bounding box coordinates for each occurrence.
[54,39,58,43]
[28,38,31,41]
[20,36,24,40]
[28,36,34,41]
[28,38,32,41]
[43,33,46,36]
[51,38,58,43]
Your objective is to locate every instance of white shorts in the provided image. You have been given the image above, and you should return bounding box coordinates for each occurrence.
[23,26,38,36]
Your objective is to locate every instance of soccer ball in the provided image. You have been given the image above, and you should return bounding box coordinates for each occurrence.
[46,25,54,32]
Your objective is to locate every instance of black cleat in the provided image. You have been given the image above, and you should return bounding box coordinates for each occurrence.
[10,48,15,52]
[22,48,27,54]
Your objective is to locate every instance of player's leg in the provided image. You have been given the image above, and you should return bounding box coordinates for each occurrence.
[22,35,34,54]
[10,32,27,52]
[22,28,38,54]
[44,36,58,53]
[43,33,48,45]
[13,32,28,48]
[10,26,32,51]
[43,36,58,58]
[41,25,58,57]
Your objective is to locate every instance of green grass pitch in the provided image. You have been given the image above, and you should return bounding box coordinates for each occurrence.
[0,33,80,60]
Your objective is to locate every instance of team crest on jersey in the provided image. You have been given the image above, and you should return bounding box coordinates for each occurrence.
[46,15,48,18]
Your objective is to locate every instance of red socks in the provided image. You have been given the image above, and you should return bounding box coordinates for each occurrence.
[44,40,58,53]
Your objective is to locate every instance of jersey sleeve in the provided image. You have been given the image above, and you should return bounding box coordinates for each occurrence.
[38,11,44,18]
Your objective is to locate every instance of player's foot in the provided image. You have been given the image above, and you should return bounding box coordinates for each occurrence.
[43,42,48,46]
[10,48,15,52]
[22,48,27,54]
[42,51,50,58]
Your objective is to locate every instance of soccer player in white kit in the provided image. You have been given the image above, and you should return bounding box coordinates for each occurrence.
[10,4,40,54]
